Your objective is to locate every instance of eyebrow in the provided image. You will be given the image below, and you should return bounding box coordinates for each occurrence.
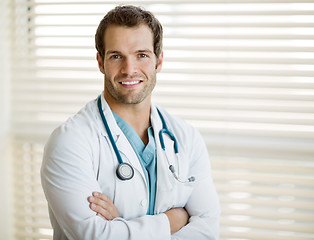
[136,49,153,54]
[105,49,153,55]
[106,50,121,55]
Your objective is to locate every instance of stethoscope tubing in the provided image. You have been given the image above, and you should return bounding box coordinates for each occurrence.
[97,96,124,165]
[97,95,194,183]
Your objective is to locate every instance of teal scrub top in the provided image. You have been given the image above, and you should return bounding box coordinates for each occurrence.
[112,111,157,215]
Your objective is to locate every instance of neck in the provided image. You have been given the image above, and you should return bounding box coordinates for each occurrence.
[104,93,151,145]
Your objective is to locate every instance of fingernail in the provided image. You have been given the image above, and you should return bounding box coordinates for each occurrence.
[93,192,99,197]
[89,196,94,202]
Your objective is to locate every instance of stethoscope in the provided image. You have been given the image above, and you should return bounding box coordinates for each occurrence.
[97,96,195,183]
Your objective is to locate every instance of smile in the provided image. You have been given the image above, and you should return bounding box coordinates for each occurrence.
[120,81,141,85]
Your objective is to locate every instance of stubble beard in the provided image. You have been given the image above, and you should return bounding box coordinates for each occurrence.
[104,73,157,105]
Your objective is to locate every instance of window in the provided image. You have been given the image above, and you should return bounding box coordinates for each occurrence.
[9,0,314,239]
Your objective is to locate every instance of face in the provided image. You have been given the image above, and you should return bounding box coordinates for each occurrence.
[97,24,163,106]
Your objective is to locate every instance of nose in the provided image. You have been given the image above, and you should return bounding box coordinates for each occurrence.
[121,57,138,75]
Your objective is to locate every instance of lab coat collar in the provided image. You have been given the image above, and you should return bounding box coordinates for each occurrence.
[98,93,121,137]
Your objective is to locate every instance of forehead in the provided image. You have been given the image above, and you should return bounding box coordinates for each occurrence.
[104,24,154,53]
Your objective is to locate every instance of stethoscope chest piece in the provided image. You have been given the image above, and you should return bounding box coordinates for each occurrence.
[116,162,134,180]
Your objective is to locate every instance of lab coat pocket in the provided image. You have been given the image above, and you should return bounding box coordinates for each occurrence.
[156,180,194,213]
[170,182,194,208]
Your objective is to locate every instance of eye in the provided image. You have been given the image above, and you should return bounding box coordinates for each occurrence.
[138,53,148,58]
[110,55,121,59]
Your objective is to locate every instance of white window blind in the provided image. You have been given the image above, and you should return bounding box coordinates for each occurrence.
[9,0,314,239]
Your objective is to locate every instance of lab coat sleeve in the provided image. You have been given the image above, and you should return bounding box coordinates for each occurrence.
[171,129,221,240]
[41,125,171,240]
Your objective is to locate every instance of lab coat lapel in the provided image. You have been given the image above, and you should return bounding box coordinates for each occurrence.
[151,104,175,192]
[98,95,146,183]
[115,134,146,181]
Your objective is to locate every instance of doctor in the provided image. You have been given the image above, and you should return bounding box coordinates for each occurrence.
[41,5,220,240]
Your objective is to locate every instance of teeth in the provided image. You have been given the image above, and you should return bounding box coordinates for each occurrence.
[121,81,140,85]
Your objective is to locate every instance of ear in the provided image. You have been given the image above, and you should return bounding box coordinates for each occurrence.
[155,51,163,73]
[96,52,105,74]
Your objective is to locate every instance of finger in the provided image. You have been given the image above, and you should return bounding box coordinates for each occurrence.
[89,193,120,219]
[93,192,111,203]
[89,202,115,220]
[90,199,116,219]
[90,197,119,219]
[89,196,114,219]
[90,195,107,209]
[88,196,95,203]
[91,193,115,213]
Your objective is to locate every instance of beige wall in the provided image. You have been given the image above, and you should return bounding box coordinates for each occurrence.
[0,0,13,239]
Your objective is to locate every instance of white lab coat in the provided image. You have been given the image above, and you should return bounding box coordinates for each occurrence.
[41,94,220,240]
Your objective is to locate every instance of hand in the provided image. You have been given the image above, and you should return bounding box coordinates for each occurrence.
[88,192,119,220]
[164,207,189,234]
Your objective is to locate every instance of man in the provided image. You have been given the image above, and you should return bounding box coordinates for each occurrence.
[41,5,220,240]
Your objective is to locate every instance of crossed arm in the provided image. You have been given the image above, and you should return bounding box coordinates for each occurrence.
[42,119,220,239]
[88,192,189,235]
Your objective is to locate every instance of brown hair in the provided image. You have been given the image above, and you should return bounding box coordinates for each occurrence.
[95,5,163,60]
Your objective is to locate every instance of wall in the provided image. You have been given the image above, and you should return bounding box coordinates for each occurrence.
[0,0,13,239]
